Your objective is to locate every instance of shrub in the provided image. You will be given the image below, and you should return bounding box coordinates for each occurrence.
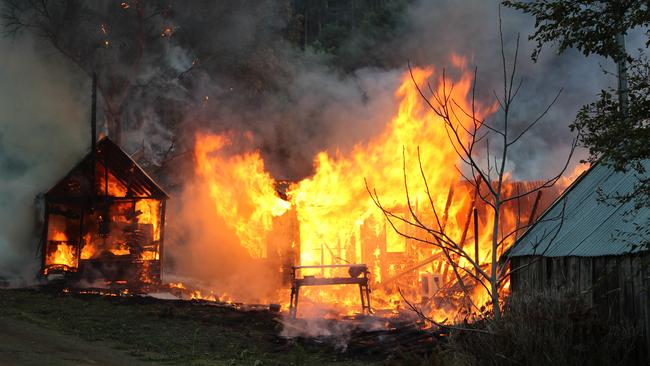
[442,290,638,366]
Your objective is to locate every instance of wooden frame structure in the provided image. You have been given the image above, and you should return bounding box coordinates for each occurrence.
[41,137,169,288]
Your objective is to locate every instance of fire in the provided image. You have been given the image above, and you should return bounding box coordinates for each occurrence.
[161,26,174,37]
[289,67,476,267]
[136,199,161,240]
[191,63,569,322]
[557,162,589,189]
[80,233,94,259]
[194,133,291,258]
[45,229,77,269]
[284,66,497,320]
[96,164,129,196]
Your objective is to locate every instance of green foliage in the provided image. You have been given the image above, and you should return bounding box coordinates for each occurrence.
[502,0,649,61]
[571,54,650,178]
[504,0,650,246]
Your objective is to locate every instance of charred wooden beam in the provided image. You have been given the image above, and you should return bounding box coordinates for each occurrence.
[441,184,455,230]
[158,200,166,283]
[528,190,543,226]
[40,202,50,275]
[380,252,444,286]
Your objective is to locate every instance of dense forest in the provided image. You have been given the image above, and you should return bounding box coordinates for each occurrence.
[288,0,410,69]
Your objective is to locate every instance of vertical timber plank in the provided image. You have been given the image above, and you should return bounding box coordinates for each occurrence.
[567,257,579,292]
[606,257,620,322]
[593,257,608,320]
[579,257,593,306]
[632,255,646,362]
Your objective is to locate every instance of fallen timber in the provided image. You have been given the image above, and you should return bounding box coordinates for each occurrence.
[282,314,444,358]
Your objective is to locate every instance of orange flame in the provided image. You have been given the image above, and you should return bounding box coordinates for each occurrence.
[190,64,568,321]
[557,163,589,189]
[194,134,290,258]
[45,229,77,269]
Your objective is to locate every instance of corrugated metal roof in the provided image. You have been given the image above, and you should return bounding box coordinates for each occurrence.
[509,160,650,257]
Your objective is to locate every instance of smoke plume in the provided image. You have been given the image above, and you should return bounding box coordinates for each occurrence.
[0,33,88,284]
[0,0,621,293]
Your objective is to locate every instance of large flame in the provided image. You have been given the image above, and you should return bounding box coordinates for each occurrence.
[190,64,573,321]
[194,133,291,258]
[289,67,477,268]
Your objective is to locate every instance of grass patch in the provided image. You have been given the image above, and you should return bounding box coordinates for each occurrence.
[0,288,380,365]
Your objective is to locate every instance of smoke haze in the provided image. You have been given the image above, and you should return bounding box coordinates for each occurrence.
[0,0,623,287]
[0,33,88,284]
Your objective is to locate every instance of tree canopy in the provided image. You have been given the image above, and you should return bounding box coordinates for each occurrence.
[503,0,649,61]
[504,0,650,243]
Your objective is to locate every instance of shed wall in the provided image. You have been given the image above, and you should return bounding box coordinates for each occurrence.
[511,254,650,362]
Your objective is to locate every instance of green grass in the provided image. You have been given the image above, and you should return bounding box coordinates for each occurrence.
[0,288,381,366]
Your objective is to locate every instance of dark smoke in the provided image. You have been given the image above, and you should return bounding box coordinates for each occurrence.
[0,0,622,284]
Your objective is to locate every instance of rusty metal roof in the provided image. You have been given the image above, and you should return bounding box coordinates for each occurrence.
[509,159,650,257]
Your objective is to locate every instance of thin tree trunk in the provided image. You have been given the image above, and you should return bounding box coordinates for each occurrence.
[491,202,502,320]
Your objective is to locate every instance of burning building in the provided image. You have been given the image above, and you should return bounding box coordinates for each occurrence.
[183,66,574,320]
[40,136,168,289]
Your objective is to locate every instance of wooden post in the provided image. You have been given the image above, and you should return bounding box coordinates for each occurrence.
[158,200,167,284]
[77,208,84,269]
[528,190,543,226]
[441,185,455,230]
[40,202,50,275]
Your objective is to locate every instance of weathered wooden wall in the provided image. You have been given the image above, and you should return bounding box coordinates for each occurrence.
[511,254,650,362]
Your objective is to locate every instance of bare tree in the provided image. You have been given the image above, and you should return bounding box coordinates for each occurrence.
[367,12,576,322]
[0,0,180,144]
[0,0,290,155]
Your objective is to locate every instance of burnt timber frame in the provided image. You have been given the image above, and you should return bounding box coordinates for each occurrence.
[289,264,372,318]
[41,137,169,287]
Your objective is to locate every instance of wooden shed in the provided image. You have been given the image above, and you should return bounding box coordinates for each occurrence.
[508,159,650,358]
[41,137,169,289]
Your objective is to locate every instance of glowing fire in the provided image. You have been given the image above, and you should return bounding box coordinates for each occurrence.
[557,163,589,189]
[45,229,77,270]
[285,66,499,320]
[191,64,579,321]
[95,163,129,197]
[194,133,291,258]
[136,199,161,241]
[80,233,94,259]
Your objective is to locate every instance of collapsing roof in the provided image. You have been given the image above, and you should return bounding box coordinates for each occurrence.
[46,137,169,200]
[40,137,168,287]
[509,159,650,257]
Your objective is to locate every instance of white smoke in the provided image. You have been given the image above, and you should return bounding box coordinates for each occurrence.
[0,33,88,284]
[0,0,626,288]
